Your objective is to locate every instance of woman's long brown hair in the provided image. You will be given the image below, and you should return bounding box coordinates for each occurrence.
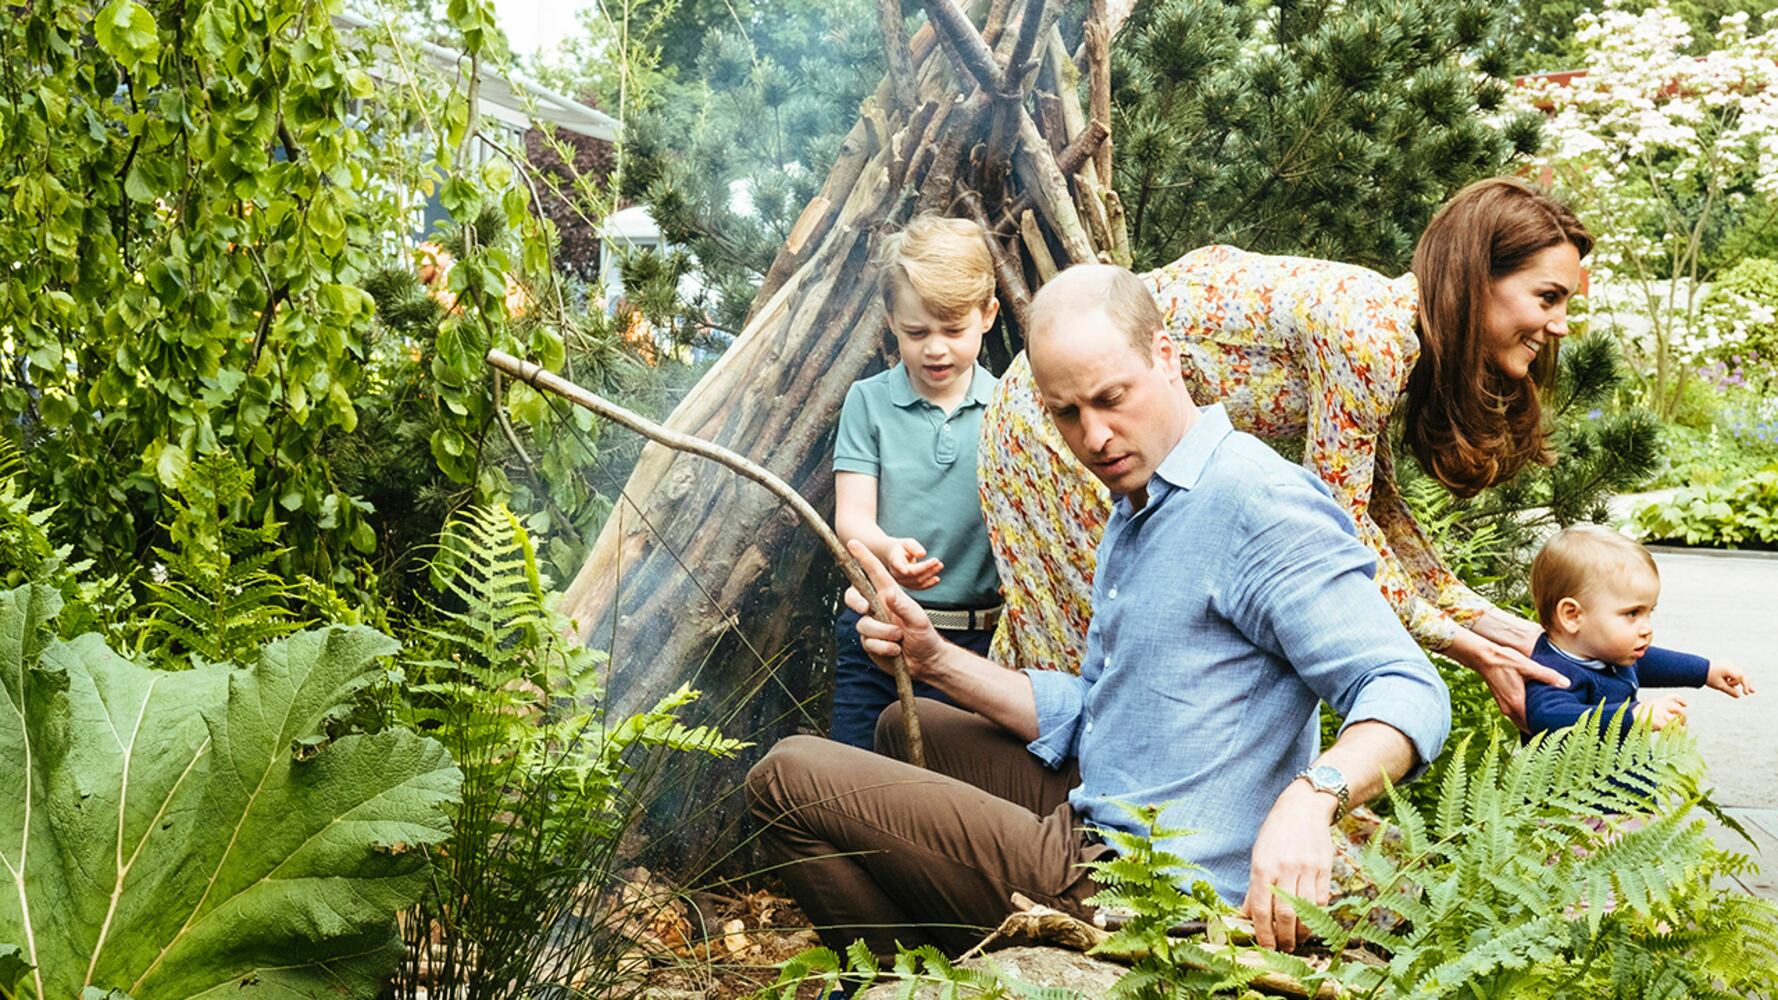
[1404,177,1593,497]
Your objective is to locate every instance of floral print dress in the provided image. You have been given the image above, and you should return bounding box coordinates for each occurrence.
[980,245,1494,674]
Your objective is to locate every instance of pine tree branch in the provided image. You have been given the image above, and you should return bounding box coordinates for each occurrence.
[486,349,928,768]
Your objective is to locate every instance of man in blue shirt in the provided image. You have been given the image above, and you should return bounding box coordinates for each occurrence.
[747,264,1451,960]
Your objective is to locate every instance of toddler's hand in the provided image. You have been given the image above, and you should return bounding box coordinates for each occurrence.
[887,537,943,590]
[1707,662,1755,698]
[1634,695,1689,731]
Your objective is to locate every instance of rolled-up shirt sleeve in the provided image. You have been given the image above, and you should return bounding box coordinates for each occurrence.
[1227,478,1452,780]
[1024,668,1090,767]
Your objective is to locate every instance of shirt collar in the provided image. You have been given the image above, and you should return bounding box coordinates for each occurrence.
[888,362,992,410]
[1152,404,1234,492]
[1544,636,1612,671]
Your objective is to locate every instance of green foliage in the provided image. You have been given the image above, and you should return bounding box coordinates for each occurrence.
[1629,470,1778,549]
[618,0,885,331]
[1503,0,1778,72]
[0,584,460,1000]
[758,939,1058,999]
[1113,0,1541,272]
[0,443,131,640]
[1083,803,1307,998]
[1295,721,1778,998]
[1696,257,1778,375]
[388,505,747,998]
[766,720,1778,999]
[136,453,324,665]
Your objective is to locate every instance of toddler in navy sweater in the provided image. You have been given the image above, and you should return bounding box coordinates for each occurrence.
[1525,525,1753,739]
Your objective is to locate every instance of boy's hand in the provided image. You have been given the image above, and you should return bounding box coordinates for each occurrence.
[886,537,943,590]
[1707,661,1755,698]
[1634,695,1689,731]
[844,540,949,681]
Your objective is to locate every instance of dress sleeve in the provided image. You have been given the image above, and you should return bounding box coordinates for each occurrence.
[1370,439,1497,635]
[1288,265,1479,653]
[978,353,1110,674]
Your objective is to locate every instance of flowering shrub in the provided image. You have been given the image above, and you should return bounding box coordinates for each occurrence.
[1514,2,1778,416]
[1696,258,1778,378]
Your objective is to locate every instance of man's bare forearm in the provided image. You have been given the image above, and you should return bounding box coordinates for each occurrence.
[1308,720,1417,809]
[923,642,1041,742]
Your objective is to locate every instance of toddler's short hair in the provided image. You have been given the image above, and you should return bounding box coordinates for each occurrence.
[1530,524,1659,626]
[879,216,997,322]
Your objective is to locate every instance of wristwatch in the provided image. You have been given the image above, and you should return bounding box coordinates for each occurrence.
[1294,764,1350,821]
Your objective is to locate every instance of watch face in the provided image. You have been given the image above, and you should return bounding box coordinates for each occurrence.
[1309,765,1345,790]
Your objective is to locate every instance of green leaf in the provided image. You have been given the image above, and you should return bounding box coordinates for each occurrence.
[0,944,33,994]
[153,441,188,489]
[93,0,161,69]
[0,586,460,998]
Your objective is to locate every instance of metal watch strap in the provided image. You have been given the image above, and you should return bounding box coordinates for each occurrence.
[1295,764,1350,821]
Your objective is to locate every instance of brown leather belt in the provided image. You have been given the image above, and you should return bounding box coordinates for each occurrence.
[925,605,1003,631]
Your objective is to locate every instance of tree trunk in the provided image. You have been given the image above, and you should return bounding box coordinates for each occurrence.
[557,0,1129,870]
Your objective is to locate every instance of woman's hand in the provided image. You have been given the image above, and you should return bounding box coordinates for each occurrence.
[1444,628,1571,730]
[1468,607,1542,657]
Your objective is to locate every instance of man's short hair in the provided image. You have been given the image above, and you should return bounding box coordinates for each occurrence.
[1529,524,1659,626]
[1027,264,1163,360]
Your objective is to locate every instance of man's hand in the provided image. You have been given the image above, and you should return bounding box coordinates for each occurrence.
[1634,694,1689,730]
[1242,781,1336,952]
[844,539,949,681]
[1445,628,1570,730]
[886,537,943,590]
[1707,661,1756,698]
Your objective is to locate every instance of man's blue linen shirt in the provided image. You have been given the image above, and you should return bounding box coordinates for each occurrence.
[1023,405,1451,903]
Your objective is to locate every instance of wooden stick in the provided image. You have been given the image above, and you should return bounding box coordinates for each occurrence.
[877,0,919,112]
[486,349,927,768]
[1020,209,1059,281]
[1085,0,1114,184]
[994,119,1108,235]
[921,0,1012,96]
[962,191,1032,326]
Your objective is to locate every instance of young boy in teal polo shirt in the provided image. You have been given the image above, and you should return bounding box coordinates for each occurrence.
[830,216,1004,749]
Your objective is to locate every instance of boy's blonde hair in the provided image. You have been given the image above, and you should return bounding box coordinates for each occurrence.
[1530,524,1659,626]
[879,215,997,322]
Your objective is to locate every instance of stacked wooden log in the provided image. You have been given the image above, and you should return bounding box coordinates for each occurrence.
[554,0,1132,863]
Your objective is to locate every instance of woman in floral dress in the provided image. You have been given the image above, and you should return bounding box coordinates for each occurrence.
[980,177,1592,727]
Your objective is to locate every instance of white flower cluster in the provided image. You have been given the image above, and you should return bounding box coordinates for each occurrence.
[1510,1,1778,372]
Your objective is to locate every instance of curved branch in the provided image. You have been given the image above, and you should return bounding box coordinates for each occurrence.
[485,349,927,768]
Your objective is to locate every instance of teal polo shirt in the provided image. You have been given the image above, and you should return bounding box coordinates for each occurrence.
[833,363,1002,609]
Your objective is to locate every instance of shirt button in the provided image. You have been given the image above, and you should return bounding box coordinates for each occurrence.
[1085,721,1095,734]
[1107,587,1118,599]
[1103,656,1111,669]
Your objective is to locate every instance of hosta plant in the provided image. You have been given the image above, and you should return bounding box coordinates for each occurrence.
[0,585,460,999]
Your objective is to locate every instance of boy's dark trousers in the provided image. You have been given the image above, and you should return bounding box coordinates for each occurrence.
[829,605,994,749]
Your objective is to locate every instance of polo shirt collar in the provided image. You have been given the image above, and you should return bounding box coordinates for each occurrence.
[888,362,993,410]
[1152,404,1234,492]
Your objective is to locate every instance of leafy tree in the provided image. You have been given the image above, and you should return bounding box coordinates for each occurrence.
[1515,1,1778,417]
[614,0,888,332]
[1113,0,1545,272]
[1505,0,1778,71]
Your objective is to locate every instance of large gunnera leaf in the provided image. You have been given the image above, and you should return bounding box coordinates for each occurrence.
[0,585,461,999]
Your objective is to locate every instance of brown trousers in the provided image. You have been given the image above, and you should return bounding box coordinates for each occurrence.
[745,698,1108,959]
